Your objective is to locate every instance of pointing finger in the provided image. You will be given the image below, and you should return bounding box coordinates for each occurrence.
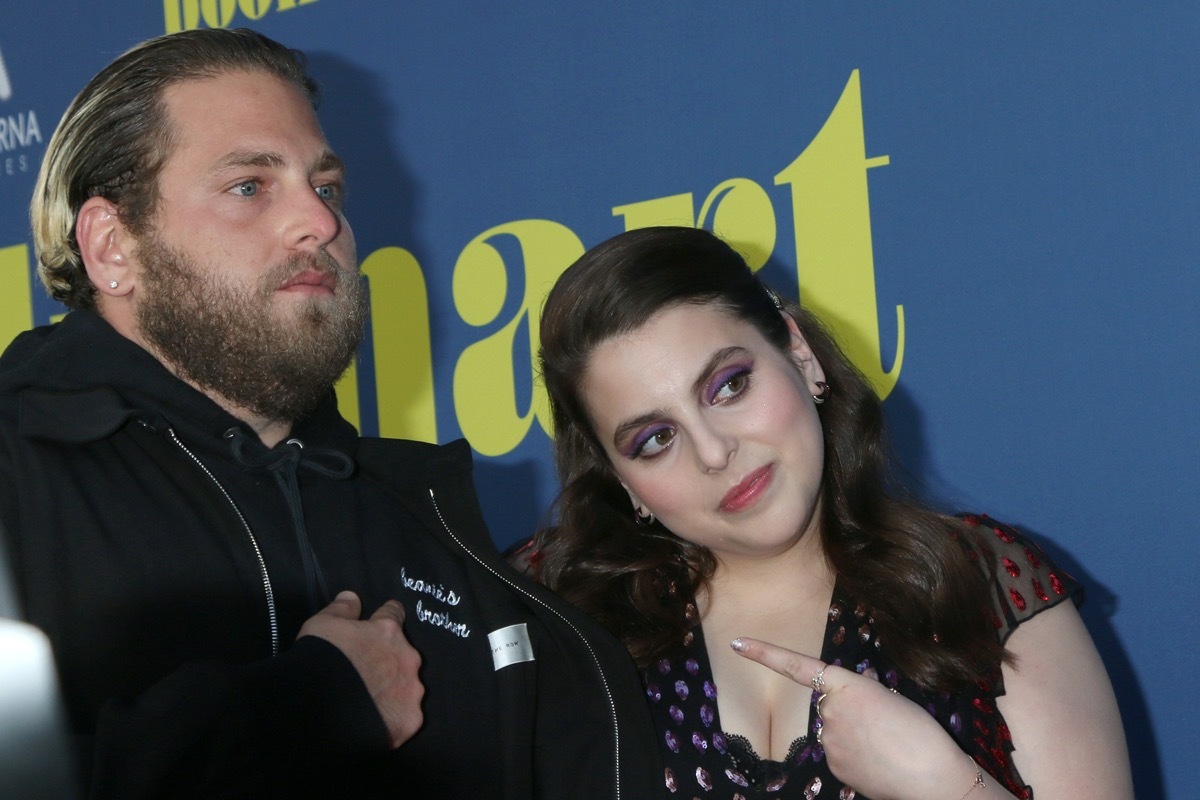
[731,637,830,689]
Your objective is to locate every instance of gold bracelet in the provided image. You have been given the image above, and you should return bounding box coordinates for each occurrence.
[958,757,986,800]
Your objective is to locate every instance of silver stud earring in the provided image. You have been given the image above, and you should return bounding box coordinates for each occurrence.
[634,507,656,526]
[109,280,119,289]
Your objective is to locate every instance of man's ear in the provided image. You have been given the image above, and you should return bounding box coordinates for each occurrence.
[75,196,136,299]
[781,311,827,393]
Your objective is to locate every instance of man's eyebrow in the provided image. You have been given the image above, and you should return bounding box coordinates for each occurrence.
[313,150,345,175]
[213,149,285,173]
[210,149,345,175]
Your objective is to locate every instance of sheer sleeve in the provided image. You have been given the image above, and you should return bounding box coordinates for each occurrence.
[957,514,1084,645]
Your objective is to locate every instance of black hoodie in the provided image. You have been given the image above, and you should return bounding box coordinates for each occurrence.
[0,310,660,800]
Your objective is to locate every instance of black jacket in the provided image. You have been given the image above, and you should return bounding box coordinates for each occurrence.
[0,310,660,799]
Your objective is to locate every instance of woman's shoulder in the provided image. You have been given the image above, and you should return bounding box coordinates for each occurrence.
[953,513,1084,643]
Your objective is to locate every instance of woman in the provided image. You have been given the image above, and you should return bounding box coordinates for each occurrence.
[530,226,1131,799]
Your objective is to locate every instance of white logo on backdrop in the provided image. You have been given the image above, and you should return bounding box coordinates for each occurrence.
[0,46,12,102]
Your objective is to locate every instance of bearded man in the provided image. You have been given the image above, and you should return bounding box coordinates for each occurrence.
[0,28,657,800]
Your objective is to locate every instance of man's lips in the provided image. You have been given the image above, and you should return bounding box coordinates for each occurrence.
[719,464,774,513]
[278,269,337,293]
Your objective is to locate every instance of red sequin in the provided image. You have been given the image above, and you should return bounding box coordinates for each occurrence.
[972,697,995,715]
[998,722,1012,742]
[1023,547,1041,568]
[990,746,1008,766]
[1008,587,1027,611]
[1002,557,1020,578]
[974,718,990,736]
[992,525,1015,543]
[1032,578,1049,602]
[1050,572,1065,595]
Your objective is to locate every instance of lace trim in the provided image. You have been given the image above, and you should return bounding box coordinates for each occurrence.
[725,730,811,773]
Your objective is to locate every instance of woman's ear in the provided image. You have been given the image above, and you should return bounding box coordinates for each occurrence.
[781,311,827,394]
[76,196,135,299]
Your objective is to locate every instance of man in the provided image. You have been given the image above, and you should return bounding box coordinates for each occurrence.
[0,28,658,799]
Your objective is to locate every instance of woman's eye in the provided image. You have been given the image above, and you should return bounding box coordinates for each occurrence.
[710,367,751,403]
[632,426,675,459]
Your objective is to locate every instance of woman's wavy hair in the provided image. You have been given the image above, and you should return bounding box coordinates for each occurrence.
[31,27,317,310]
[535,226,1006,690]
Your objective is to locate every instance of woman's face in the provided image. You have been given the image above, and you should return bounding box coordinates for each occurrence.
[581,303,827,563]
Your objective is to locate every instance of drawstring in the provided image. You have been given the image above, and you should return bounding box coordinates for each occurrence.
[225,427,354,613]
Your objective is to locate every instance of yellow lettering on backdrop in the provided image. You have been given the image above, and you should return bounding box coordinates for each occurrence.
[451,221,584,456]
[0,244,33,351]
[164,0,318,33]
[775,70,903,399]
[355,246,438,442]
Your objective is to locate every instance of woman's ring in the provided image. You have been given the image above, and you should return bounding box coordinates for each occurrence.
[812,667,827,693]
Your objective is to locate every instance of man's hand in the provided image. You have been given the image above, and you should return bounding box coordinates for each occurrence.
[299,591,424,749]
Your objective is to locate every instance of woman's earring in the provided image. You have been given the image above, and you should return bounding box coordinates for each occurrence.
[634,507,656,526]
[812,381,831,405]
[109,280,119,289]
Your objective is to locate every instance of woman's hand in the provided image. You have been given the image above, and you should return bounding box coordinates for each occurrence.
[731,637,998,800]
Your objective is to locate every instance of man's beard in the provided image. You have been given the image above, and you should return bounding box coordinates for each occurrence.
[135,235,368,424]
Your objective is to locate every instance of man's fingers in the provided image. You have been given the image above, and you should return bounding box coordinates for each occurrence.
[370,599,407,627]
[731,636,829,689]
[322,590,362,619]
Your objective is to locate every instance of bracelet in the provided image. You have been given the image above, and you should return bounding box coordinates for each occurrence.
[957,756,986,800]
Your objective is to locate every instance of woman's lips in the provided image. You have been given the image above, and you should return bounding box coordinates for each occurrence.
[719,464,774,513]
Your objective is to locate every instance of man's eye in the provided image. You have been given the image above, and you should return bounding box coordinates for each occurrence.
[315,184,341,202]
[232,181,259,197]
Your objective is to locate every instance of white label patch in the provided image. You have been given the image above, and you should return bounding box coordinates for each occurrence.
[488,623,534,671]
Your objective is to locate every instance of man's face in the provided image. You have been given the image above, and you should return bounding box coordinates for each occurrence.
[129,70,365,423]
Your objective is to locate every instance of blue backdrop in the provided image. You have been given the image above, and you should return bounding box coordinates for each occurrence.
[1,3,1195,797]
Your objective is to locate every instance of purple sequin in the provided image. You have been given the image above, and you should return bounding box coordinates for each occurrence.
[674,680,689,700]
[696,767,712,791]
[664,730,680,753]
[703,680,718,700]
[645,684,662,703]
[657,658,672,675]
[712,731,728,754]
[725,769,749,787]
[691,732,708,751]
[664,767,677,793]
[685,657,700,675]
[700,703,714,727]
[950,712,963,734]
[668,705,684,725]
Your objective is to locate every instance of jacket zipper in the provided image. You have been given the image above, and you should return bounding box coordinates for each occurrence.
[427,489,623,800]
[165,427,281,657]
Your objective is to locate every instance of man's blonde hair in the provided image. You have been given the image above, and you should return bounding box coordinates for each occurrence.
[31,27,317,309]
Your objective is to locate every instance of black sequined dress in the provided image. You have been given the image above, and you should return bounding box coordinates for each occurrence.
[643,515,1080,800]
